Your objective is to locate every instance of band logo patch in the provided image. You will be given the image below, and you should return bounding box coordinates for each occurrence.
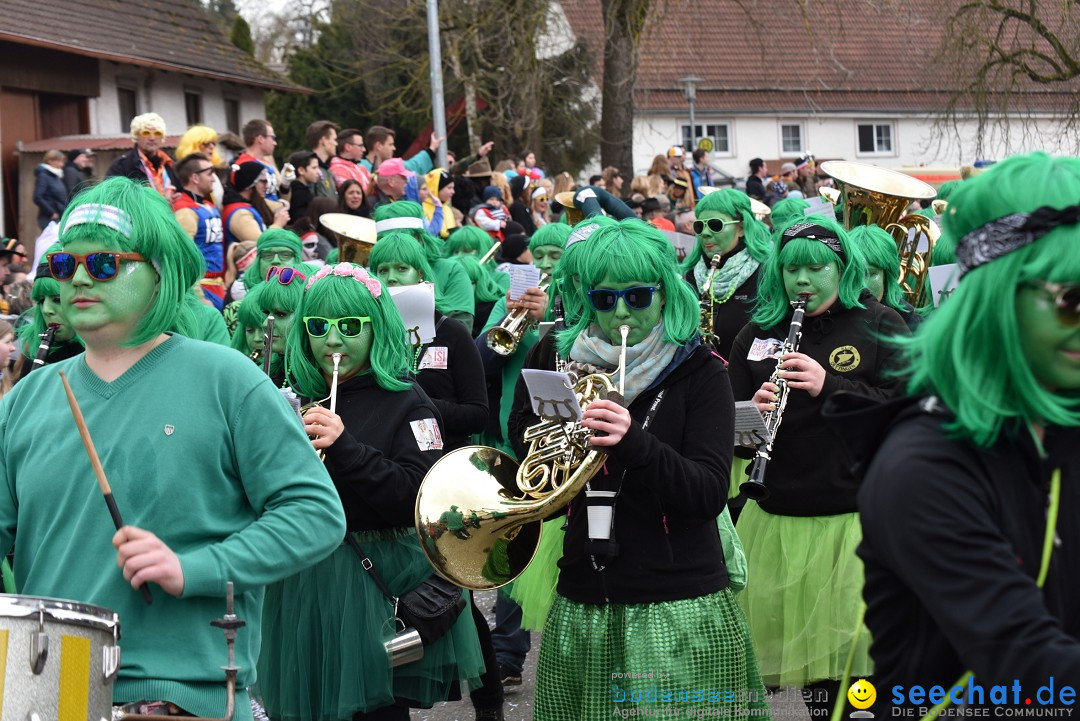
[829,345,861,372]
[410,418,444,451]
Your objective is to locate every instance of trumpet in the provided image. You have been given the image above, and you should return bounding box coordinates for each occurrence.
[415,324,630,590]
[302,352,341,462]
[485,274,551,356]
[741,295,808,500]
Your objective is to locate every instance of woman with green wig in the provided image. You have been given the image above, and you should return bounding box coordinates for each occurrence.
[13,248,83,380]
[444,224,496,262]
[852,152,1080,701]
[229,266,306,385]
[511,218,767,720]
[727,214,908,715]
[847,224,922,329]
[258,262,484,721]
[0,176,345,719]
[223,227,304,333]
[373,201,476,329]
[769,196,811,235]
[683,187,772,357]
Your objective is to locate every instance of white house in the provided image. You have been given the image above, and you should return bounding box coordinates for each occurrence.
[0,0,304,242]
[553,0,1076,179]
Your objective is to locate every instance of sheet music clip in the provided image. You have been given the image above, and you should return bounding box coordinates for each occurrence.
[734,401,770,449]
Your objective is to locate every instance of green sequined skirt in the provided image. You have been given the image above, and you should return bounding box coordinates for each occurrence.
[256,529,485,721]
[535,589,771,720]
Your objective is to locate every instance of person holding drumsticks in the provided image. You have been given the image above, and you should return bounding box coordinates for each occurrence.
[0,177,346,719]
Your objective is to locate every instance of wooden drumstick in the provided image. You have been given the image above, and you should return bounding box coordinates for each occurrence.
[59,371,153,605]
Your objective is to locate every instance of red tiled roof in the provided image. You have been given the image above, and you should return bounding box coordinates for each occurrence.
[19,135,182,153]
[0,0,305,93]
[557,0,1076,113]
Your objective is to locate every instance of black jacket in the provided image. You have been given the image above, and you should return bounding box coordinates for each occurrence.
[728,294,907,516]
[744,175,766,201]
[62,162,93,201]
[106,147,178,187]
[33,165,67,222]
[511,338,735,604]
[414,314,488,453]
[508,201,535,236]
[322,374,443,530]
[835,393,1080,696]
[685,255,760,360]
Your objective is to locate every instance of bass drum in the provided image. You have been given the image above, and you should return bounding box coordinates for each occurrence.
[0,594,121,721]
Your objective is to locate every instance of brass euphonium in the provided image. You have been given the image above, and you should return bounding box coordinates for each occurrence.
[484,274,551,356]
[301,352,341,462]
[415,325,631,590]
[818,161,940,307]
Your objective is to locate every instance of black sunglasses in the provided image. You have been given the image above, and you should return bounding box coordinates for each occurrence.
[692,218,742,235]
[587,285,662,313]
[1027,281,1080,327]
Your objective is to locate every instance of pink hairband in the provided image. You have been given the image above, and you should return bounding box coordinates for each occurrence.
[306,262,383,298]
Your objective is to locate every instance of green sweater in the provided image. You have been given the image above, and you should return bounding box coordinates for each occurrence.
[0,334,345,718]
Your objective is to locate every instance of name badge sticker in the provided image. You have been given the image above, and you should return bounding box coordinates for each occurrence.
[748,337,784,362]
[410,418,444,451]
[418,346,448,370]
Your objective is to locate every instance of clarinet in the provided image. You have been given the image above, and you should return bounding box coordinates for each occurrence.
[261,314,275,377]
[740,294,810,501]
[698,254,722,351]
[29,324,58,373]
[552,293,567,374]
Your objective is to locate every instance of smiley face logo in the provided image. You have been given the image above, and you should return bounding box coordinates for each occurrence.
[830,345,861,372]
[848,678,876,710]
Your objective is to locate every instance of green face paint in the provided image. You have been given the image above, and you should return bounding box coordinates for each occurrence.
[40,295,75,342]
[59,239,159,342]
[696,210,741,259]
[783,263,840,316]
[1016,283,1080,391]
[259,246,297,266]
[376,261,421,287]
[867,267,886,302]
[532,245,563,277]
[308,319,374,383]
[592,276,664,348]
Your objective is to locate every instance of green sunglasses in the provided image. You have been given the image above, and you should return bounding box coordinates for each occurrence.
[303,316,372,338]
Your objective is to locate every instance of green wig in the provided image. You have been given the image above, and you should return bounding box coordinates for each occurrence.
[848,225,905,312]
[770,197,811,234]
[444,226,494,259]
[682,188,772,274]
[752,215,868,329]
[242,228,304,292]
[230,274,306,375]
[529,223,571,253]
[285,265,411,396]
[554,216,622,326]
[367,230,450,315]
[449,254,504,304]
[557,218,700,358]
[373,201,446,263]
[57,176,205,346]
[898,152,1080,447]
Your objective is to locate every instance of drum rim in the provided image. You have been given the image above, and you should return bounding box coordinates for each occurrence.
[0,593,121,635]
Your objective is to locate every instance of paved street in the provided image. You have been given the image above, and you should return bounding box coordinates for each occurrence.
[413,591,814,721]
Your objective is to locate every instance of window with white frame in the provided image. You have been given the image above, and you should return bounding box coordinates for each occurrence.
[856,122,895,156]
[781,123,803,154]
[681,123,732,155]
[116,82,138,132]
[184,89,203,126]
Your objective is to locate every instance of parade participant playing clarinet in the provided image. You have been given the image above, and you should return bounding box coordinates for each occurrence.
[852,152,1080,703]
[727,216,907,717]
[0,177,345,719]
[13,247,83,381]
[258,262,484,721]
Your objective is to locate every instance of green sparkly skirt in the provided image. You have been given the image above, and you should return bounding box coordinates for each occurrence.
[256,529,485,721]
[736,504,872,687]
[535,589,771,720]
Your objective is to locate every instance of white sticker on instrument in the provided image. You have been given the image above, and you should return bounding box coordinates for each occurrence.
[410,418,444,451]
[748,337,784,362]
[418,346,448,370]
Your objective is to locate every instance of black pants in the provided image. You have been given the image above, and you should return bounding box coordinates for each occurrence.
[352,704,409,721]
[468,596,505,711]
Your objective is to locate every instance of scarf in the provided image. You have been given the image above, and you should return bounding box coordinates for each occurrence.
[569,322,677,404]
[694,250,758,303]
[138,149,173,195]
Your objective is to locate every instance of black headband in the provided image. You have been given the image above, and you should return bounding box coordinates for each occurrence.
[780,222,847,264]
[955,203,1080,277]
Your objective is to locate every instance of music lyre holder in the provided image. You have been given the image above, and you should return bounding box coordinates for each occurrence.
[733,401,771,449]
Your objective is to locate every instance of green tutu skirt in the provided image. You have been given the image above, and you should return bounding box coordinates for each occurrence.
[736,504,872,687]
[508,518,565,630]
[535,589,770,720]
[256,529,485,721]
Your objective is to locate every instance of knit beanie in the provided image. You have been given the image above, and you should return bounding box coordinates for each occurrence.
[230,161,265,192]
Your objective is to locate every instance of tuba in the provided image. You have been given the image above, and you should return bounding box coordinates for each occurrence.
[319,214,377,267]
[819,161,940,307]
[484,274,551,356]
[415,326,630,590]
